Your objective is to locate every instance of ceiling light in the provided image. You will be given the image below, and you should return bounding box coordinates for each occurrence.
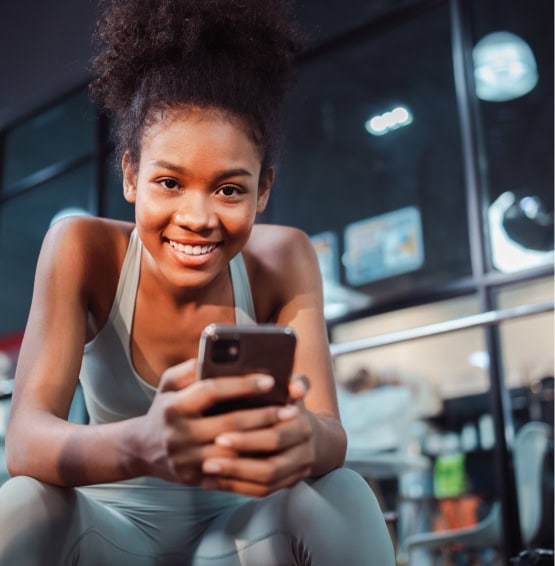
[473,32,538,102]
[365,106,413,136]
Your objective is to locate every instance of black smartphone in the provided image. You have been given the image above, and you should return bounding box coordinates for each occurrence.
[197,323,297,415]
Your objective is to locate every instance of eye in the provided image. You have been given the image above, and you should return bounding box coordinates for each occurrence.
[217,185,243,198]
[159,179,180,190]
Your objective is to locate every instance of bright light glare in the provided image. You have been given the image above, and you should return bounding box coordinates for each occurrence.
[488,191,554,272]
[473,32,538,102]
[365,106,413,136]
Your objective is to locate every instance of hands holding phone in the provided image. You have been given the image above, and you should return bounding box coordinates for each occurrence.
[200,372,315,496]
[136,325,315,496]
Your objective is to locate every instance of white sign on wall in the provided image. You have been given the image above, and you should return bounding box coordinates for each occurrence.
[343,206,424,286]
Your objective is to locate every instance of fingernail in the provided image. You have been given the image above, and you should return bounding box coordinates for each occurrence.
[203,461,222,473]
[215,434,234,447]
[256,376,275,390]
[277,405,299,420]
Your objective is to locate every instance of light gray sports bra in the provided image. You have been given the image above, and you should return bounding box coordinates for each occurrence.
[79,229,256,425]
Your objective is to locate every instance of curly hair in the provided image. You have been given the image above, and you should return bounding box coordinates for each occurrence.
[89,0,305,173]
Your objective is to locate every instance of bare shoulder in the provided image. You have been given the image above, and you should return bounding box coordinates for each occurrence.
[245,224,316,269]
[243,224,321,317]
[43,215,133,271]
[39,216,135,308]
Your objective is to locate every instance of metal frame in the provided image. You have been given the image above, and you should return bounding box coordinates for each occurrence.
[330,300,554,356]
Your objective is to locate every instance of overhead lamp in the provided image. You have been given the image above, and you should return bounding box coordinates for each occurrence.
[365,106,413,136]
[488,191,553,273]
[473,32,538,102]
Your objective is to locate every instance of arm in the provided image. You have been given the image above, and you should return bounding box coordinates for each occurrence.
[6,218,274,487]
[269,227,347,476]
[6,217,141,485]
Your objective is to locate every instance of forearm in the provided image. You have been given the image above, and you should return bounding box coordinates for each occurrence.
[6,411,145,487]
[308,412,347,477]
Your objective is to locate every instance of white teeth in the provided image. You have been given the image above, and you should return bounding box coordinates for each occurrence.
[169,240,216,256]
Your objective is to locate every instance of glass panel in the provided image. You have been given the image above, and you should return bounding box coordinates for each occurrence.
[332,295,496,558]
[470,0,554,273]
[274,4,470,318]
[2,90,97,189]
[0,165,94,335]
[104,154,135,222]
[331,295,485,399]
[496,277,554,392]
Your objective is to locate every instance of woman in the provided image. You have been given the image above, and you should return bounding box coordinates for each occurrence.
[0,0,395,564]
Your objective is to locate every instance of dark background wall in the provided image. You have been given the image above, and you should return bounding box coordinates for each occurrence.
[0,0,419,129]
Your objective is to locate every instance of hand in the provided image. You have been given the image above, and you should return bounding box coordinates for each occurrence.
[136,359,285,485]
[200,374,316,496]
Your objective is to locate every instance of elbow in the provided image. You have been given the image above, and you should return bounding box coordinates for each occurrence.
[337,423,348,467]
[5,422,34,478]
[5,430,23,477]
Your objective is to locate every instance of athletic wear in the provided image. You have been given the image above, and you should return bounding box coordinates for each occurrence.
[0,230,395,565]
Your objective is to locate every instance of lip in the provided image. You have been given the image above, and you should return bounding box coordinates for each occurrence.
[165,237,221,267]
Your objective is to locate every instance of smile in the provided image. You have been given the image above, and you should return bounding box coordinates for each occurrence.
[168,240,218,256]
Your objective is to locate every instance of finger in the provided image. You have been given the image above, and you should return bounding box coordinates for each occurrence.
[171,374,275,415]
[202,465,312,497]
[159,359,198,392]
[202,442,314,486]
[214,410,310,453]
[195,405,285,442]
[166,443,238,484]
[288,374,310,400]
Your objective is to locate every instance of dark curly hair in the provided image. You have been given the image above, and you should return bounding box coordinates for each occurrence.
[89,0,305,174]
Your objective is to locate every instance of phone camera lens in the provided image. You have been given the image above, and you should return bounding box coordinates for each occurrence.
[212,339,240,363]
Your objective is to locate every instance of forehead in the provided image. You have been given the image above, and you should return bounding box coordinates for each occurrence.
[140,106,263,164]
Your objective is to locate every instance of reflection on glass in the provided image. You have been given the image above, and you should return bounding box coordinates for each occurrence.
[0,165,93,335]
[496,277,554,390]
[473,32,538,102]
[365,105,413,136]
[331,295,486,399]
[276,4,470,310]
[471,0,554,274]
[3,90,96,189]
[489,191,554,272]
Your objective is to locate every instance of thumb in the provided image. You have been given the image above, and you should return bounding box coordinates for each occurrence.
[289,373,310,401]
[159,359,198,392]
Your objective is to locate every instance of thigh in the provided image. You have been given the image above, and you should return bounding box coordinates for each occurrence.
[0,476,157,566]
[193,467,395,566]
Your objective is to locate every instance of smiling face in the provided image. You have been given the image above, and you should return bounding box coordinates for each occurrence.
[122,106,272,295]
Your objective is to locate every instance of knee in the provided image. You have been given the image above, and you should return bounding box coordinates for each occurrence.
[310,468,390,530]
[0,477,76,562]
[314,467,379,506]
[0,475,75,520]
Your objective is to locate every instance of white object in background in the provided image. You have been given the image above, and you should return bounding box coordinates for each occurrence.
[461,422,479,452]
[479,413,496,450]
[488,191,553,273]
[473,32,538,102]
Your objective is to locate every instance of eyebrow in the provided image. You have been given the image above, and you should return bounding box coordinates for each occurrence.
[149,160,253,182]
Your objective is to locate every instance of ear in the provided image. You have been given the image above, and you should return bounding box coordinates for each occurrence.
[256,167,274,213]
[122,152,138,204]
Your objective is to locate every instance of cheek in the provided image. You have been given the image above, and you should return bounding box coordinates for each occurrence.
[135,193,170,223]
[219,205,257,233]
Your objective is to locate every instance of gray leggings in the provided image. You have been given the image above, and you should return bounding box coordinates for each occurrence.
[0,468,394,566]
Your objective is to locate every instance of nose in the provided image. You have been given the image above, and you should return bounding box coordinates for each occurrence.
[173,190,216,232]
